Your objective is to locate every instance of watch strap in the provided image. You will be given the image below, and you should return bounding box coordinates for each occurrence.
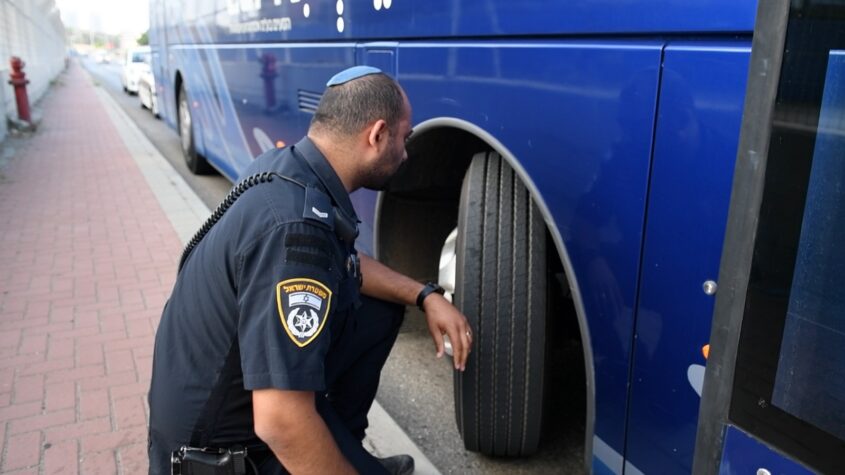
[416,282,445,310]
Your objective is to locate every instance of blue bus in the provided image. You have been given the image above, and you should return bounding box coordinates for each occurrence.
[148,1,844,473]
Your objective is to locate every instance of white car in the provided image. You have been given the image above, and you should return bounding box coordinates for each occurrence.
[121,46,151,94]
[138,67,159,117]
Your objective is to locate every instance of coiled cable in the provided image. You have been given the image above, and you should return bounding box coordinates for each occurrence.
[177,172,305,273]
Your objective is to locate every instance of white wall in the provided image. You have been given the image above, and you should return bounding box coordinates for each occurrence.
[0,0,67,141]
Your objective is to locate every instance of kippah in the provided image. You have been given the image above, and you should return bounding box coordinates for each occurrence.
[326,66,383,87]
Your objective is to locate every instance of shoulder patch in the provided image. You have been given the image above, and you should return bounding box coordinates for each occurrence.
[275,278,332,347]
[303,187,334,229]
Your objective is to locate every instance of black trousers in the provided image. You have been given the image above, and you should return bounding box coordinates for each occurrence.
[151,296,405,475]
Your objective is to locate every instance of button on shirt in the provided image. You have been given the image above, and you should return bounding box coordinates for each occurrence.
[148,137,360,454]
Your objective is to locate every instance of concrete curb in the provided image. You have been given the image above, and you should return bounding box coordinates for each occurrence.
[89,76,441,475]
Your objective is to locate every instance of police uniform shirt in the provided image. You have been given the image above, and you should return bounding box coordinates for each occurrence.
[148,137,361,456]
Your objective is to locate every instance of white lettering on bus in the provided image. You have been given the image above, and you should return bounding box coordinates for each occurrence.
[229,17,292,34]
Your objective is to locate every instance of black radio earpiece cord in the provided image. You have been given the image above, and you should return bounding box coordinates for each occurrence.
[177,172,359,273]
[178,172,305,272]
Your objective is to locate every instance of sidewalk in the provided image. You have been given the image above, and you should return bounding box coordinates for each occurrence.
[0,61,439,474]
[0,62,188,473]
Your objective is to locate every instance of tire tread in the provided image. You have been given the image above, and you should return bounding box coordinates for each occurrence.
[454,151,546,457]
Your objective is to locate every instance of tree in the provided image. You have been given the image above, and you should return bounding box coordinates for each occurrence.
[137,30,149,46]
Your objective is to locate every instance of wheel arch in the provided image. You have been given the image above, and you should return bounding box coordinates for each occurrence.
[374,117,596,468]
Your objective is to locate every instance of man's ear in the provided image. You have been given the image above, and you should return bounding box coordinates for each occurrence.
[366,119,389,150]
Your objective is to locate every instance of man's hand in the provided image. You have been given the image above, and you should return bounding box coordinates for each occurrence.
[253,389,356,474]
[358,254,473,371]
[421,293,473,371]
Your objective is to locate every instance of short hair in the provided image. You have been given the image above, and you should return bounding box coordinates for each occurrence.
[311,73,405,136]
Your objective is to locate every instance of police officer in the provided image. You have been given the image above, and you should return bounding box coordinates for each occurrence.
[148,67,473,474]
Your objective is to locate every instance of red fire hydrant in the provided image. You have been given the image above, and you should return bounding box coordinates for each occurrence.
[9,56,32,123]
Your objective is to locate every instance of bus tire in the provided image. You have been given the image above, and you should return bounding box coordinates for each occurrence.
[178,83,212,174]
[454,151,547,456]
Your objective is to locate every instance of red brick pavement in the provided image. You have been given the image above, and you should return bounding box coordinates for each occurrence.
[0,62,183,473]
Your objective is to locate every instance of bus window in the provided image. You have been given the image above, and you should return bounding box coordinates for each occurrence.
[771,50,845,443]
[718,1,845,472]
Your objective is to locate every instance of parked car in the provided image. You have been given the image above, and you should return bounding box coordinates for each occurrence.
[121,46,151,94]
[138,67,159,117]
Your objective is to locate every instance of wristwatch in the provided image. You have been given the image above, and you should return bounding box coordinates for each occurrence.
[416,281,445,310]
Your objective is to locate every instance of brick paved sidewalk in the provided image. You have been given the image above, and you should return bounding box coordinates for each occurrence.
[0,62,183,473]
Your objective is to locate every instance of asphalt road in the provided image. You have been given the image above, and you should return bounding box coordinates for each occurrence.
[81,58,584,474]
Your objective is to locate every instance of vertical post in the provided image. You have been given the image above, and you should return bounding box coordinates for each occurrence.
[691,0,790,472]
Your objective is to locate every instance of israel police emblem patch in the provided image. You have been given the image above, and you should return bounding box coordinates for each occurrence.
[275,278,332,348]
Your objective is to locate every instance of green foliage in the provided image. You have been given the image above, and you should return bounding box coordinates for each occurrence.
[137,30,149,46]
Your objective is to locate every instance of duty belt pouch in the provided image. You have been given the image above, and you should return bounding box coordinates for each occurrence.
[171,445,247,475]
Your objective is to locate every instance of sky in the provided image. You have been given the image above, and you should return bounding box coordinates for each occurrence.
[55,0,150,36]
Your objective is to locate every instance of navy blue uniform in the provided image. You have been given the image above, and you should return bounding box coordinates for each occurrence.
[148,138,402,474]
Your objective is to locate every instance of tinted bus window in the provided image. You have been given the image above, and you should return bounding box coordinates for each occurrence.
[772,50,845,442]
[731,1,845,472]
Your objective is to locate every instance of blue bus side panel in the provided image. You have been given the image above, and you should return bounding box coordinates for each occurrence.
[194,0,756,42]
[167,42,241,180]
[394,41,663,462]
[215,44,355,159]
[150,0,752,136]
[168,42,357,180]
[719,425,814,475]
[627,44,750,474]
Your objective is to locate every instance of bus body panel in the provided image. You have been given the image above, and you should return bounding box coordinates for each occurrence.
[207,43,356,178]
[178,0,756,43]
[627,43,750,474]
